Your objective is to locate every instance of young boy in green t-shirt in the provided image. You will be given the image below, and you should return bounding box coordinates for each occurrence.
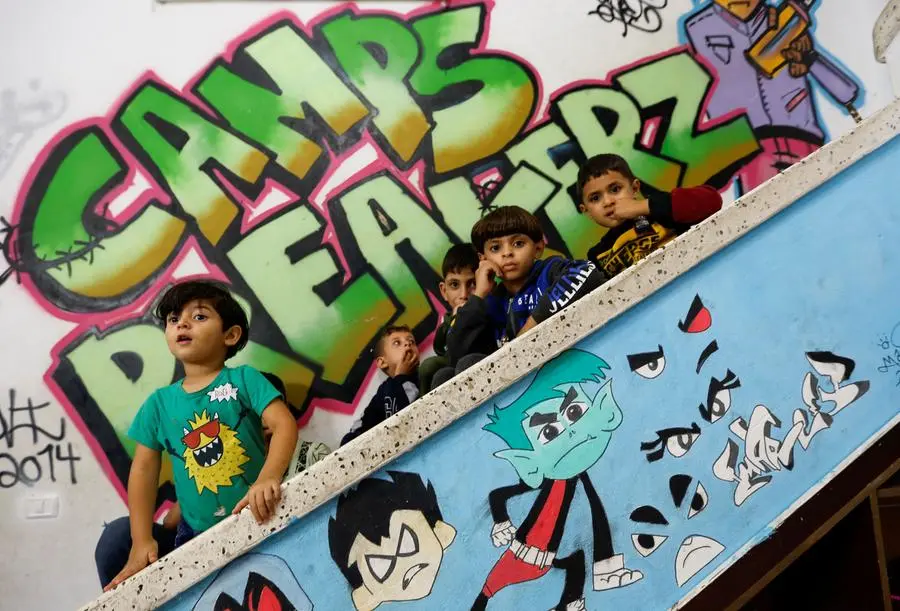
[102,280,297,591]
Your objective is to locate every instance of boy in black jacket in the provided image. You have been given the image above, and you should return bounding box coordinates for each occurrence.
[442,206,606,378]
[341,325,420,446]
[578,154,722,277]
[418,244,479,393]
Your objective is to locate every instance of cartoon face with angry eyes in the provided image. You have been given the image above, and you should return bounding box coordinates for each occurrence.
[328,472,456,611]
[630,474,725,587]
[630,295,742,463]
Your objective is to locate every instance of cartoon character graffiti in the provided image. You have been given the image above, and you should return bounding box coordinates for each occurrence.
[628,294,871,508]
[182,409,250,495]
[191,552,313,611]
[634,295,741,464]
[683,0,861,193]
[629,474,725,587]
[475,349,642,611]
[328,471,456,611]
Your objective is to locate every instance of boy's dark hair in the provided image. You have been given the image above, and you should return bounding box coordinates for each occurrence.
[328,471,444,589]
[576,154,636,202]
[471,206,544,253]
[154,280,249,359]
[373,325,414,359]
[441,243,479,278]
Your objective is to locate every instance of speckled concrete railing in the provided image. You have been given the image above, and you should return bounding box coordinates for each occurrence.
[82,98,900,611]
[874,0,900,62]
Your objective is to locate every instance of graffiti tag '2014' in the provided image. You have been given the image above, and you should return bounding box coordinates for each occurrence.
[3,0,857,502]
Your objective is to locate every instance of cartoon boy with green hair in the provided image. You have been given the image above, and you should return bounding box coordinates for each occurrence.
[473,349,643,611]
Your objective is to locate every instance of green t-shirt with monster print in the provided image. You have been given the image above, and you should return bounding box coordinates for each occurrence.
[128,365,281,533]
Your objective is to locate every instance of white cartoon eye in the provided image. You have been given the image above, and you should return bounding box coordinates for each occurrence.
[688,483,709,519]
[708,390,732,423]
[562,401,589,425]
[628,346,666,380]
[702,371,741,423]
[537,422,565,445]
[365,554,395,583]
[632,533,668,557]
[397,524,419,557]
[635,358,666,379]
[666,431,699,458]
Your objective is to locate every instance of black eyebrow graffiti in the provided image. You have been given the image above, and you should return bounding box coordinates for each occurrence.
[669,474,693,508]
[695,340,719,373]
[630,505,669,525]
[529,412,558,427]
[627,345,665,371]
[698,370,741,422]
[558,386,578,414]
[640,422,701,462]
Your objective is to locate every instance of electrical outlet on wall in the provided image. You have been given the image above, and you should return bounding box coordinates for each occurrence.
[21,493,59,519]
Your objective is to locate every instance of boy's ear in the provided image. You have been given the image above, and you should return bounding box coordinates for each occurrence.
[223,324,242,347]
[375,355,388,372]
[632,178,642,196]
[477,252,485,261]
[438,281,449,303]
[534,239,545,259]
[578,203,587,213]
[495,448,543,488]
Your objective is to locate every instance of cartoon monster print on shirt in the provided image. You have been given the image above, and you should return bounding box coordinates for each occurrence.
[630,474,725,587]
[162,382,259,517]
[182,408,250,495]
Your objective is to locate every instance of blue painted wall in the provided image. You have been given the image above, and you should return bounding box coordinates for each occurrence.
[165,135,900,611]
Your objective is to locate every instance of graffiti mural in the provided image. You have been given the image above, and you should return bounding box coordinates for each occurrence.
[476,350,641,610]
[191,553,313,611]
[0,81,66,181]
[328,471,456,610]
[0,0,865,515]
[682,0,862,193]
[154,126,900,609]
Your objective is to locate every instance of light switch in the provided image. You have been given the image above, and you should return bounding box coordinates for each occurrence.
[23,494,59,519]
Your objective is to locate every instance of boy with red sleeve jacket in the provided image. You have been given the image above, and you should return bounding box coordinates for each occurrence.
[578,154,722,278]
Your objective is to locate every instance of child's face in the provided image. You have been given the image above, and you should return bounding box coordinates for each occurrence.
[579,171,641,229]
[439,268,477,311]
[376,331,419,373]
[164,299,240,365]
[481,234,545,284]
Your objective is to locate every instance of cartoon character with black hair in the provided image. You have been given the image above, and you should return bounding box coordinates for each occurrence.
[474,349,642,611]
[328,471,456,611]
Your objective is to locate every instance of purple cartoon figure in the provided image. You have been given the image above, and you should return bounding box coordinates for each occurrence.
[683,0,860,194]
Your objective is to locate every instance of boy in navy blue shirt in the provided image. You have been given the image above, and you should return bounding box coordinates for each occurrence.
[341,326,420,445]
[445,206,606,370]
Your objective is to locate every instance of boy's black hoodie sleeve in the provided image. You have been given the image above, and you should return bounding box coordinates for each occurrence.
[531,258,607,325]
[432,315,453,357]
[445,295,498,367]
[340,374,418,446]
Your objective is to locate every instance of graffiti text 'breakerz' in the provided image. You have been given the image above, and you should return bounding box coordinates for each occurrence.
[8,1,763,500]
